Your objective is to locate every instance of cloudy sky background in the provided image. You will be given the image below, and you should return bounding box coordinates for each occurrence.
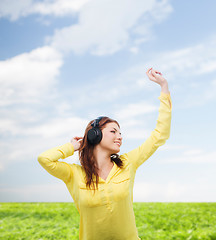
[0,0,216,202]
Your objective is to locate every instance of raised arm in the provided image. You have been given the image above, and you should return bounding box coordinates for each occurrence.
[38,136,83,183]
[120,68,172,171]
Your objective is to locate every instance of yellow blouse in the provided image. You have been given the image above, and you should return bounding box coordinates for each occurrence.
[38,92,172,240]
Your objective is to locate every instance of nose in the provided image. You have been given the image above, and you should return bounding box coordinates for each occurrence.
[117,134,122,141]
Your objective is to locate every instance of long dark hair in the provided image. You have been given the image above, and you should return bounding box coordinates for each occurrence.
[78,117,123,190]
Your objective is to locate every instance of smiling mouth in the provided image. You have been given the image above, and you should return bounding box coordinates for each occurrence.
[114,142,121,147]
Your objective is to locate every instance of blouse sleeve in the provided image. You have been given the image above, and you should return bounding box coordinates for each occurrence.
[120,92,172,171]
[38,142,75,183]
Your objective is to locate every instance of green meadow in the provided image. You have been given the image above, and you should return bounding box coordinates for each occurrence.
[1,202,216,240]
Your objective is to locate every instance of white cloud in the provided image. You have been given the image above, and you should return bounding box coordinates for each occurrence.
[0,0,32,21]
[50,0,172,55]
[32,0,91,16]
[25,117,88,138]
[149,36,216,80]
[0,46,63,106]
[158,144,188,151]
[0,163,4,172]
[0,0,91,21]
[129,47,139,54]
[0,183,72,202]
[134,181,216,202]
[160,150,216,164]
[183,149,204,156]
[0,116,87,138]
[114,101,157,120]
[123,127,151,140]
[212,79,216,86]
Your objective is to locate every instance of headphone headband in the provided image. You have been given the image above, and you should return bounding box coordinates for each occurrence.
[91,116,106,128]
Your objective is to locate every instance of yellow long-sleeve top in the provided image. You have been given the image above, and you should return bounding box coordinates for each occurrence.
[38,92,172,240]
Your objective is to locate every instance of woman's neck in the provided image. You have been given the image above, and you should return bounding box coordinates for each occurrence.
[93,146,113,171]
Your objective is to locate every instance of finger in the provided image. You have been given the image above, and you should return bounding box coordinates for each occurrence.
[151,69,162,77]
[146,68,153,78]
[153,69,162,75]
[155,70,162,75]
[74,136,83,141]
[151,69,157,77]
[146,71,151,78]
[146,73,156,82]
[146,67,152,75]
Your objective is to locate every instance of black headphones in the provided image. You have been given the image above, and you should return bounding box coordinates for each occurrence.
[87,116,105,145]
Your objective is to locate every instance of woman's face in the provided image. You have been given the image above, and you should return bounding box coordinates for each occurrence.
[100,122,122,154]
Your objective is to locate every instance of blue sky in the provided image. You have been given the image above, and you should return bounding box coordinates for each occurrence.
[0,0,216,202]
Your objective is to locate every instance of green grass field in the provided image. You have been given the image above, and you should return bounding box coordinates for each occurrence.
[1,202,216,240]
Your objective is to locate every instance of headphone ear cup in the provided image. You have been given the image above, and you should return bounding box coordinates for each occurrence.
[87,127,103,145]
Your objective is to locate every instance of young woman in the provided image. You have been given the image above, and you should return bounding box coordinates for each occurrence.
[38,68,172,240]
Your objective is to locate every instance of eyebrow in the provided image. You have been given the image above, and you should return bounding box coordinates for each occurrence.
[112,127,122,135]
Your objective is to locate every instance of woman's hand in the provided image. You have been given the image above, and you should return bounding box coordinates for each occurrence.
[70,136,83,151]
[146,67,169,94]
